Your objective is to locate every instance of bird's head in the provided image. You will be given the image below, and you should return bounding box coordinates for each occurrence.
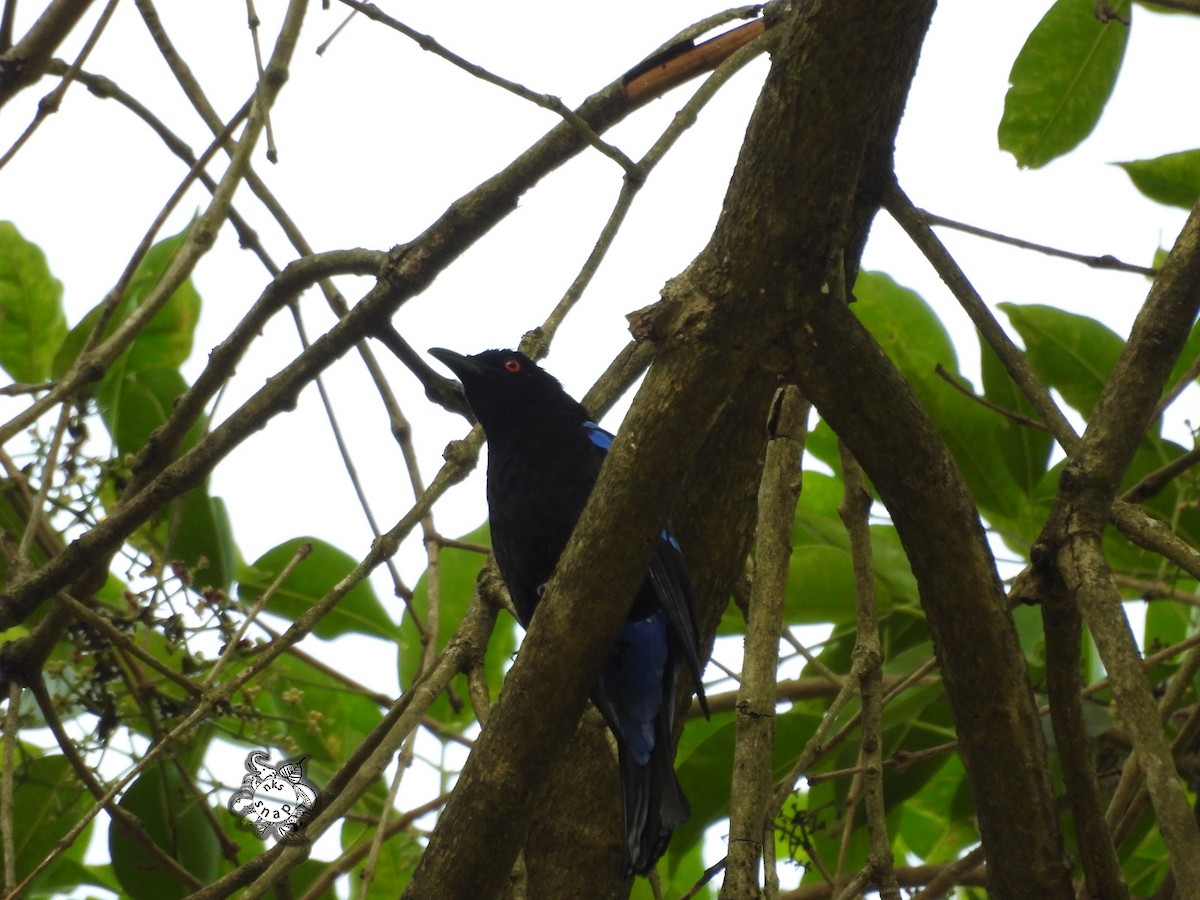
[429,347,585,436]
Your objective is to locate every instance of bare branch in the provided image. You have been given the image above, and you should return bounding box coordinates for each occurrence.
[0,0,117,171]
[722,387,808,898]
[916,206,1156,276]
[337,0,641,176]
[837,444,898,900]
[884,180,1079,450]
[1041,573,1129,898]
[0,0,94,108]
[1,682,18,892]
[1034,179,1200,890]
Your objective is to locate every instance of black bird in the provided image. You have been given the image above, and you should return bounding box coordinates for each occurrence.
[429,347,709,876]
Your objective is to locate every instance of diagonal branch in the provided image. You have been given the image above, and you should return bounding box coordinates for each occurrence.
[0,10,775,629]
[1033,190,1200,891]
[0,0,93,108]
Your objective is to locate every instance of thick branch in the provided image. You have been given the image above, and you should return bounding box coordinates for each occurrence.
[0,0,93,108]
[1041,577,1129,898]
[684,1,1071,896]
[1035,184,1200,893]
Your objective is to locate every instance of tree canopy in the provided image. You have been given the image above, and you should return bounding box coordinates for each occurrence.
[1,1,1199,898]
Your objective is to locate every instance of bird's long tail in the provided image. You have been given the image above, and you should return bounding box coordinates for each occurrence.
[619,713,691,876]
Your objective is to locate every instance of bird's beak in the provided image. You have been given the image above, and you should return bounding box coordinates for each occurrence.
[429,347,474,379]
[427,348,477,421]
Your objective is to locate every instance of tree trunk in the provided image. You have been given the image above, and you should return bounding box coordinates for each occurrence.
[404,1,1073,897]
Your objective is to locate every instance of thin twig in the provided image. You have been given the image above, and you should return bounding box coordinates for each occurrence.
[934,363,1050,431]
[315,8,356,55]
[1121,441,1200,504]
[721,387,808,899]
[244,0,277,162]
[529,21,771,358]
[908,845,989,900]
[1112,574,1200,607]
[680,855,731,900]
[804,741,959,786]
[204,541,313,686]
[0,99,251,447]
[0,0,119,172]
[336,0,640,177]
[781,627,843,689]
[837,442,898,900]
[287,303,415,606]
[884,180,1079,451]
[1153,351,1200,421]
[26,675,204,891]
[14,403,71,564]
[1,682,18,892]
[917,207,1157,276]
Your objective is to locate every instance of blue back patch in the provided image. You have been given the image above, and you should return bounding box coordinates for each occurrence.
[582,420,614,450]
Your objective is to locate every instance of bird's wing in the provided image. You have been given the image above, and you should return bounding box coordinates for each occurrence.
[581,419,613,452]
[648,533,709,716]
[584,420,709,716]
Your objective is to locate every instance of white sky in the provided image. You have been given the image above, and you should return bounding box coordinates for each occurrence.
[2,0,1197,892]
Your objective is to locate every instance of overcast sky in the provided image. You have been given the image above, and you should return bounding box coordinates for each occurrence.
[2,2,1194,579]
[2,0,1197,888]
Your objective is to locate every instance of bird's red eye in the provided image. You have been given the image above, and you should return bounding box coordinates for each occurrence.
[504,359,521,373]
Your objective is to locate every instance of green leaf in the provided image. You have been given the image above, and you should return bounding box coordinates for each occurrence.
[979,337,1053,496]
[341,819,422,894]
[1000,303,1123,418]
[109,759,220,899]
[52,225,200,379]
[786,545,857,623]
[1124,814,1170,893]
[1164,321,1200,396]
[238,537,396,641]
[89,366,233,589]
[98,367,209,461]
[788,472,920,621]
[1117,148,1200,209]
[673,709,824,872]
[0,752,94,895]
[231,652,386,792]
[285,858,342,900]
[853,271,959,376]
[400,524,516,726]
[895,755,979,864]
[1142,593,1197,662]
[999,0,1132,168]
[170,490,236,591]
[853,272,1024,520]
[26,856,120,899]
[0,221,66,382]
